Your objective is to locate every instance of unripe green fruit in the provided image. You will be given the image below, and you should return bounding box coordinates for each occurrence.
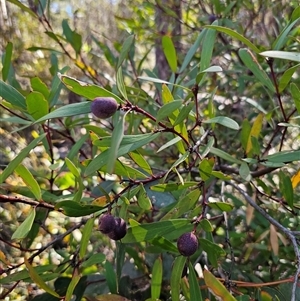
[107,217,127,241]
[98,214,116,234]
[177,232,198,257]
[91,97,118,119]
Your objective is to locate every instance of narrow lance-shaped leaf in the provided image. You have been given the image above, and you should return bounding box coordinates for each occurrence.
[162,35,177,73]
[85,132,160,176]
[246,113,263,156]
[205,25,260,53]
[279,171,294,207]
[0,133,47,184]
[15,164,41,200]
[290,83,300,114]
[203,269,237,301]
[106,112,126,174]
[151,257,163,299]
[278,64,300,93]
[203,116,239,130]
[188,262,203,301]
[79,218,95,259]
[11,209,36,240]
[239,49,275,92]
[65,275,80,301]
[24,257,60,298]
[0,80,27,110]
[116,67,127,99]
[137,184,152,210]
[171,256,187,301]
[2,42,13,81]
[272,17,300,50]
[58,74,123,102]
[117,34,135,68]
[260,51,300,63]
[200,26,217,72]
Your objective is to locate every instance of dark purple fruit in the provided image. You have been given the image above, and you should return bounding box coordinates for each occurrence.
[107,217,127,241]
[177,232,198,257]
[98,214,116,234]
[91,97,118,119]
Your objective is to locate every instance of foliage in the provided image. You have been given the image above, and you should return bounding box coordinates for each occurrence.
[1,1,300,301]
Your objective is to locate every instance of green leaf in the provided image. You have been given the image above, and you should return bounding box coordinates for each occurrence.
[239,162,251,181]
[205,25,260,53]
[151,181,198,192]
[122,219,190,243]
[149,236,179,253]
[128,150,152,175]
[171,256,187,301]
[58,74,123,102]
[11,209,36,240]
[0,264,56,284]
[0,133,47,184]
[137,184,152,210]
[240,119,251,150]
[272,17,300,50]
[56,201,102,217]
[239,49,275,92]
[260,51,300,63]
[34,102,91,124]
[2,42,13,81]
[290,83,300,114]
[24,257,60,298]
[26,92,49,120]
[81,253,106,268]
[199,219,213,232]
[79,218,95,259]
[203,116,239,130]
[279,171,294,207]
[208,146,243,164]
[264,150,300,163]
[207,202,234,212]
[7,0,37,18]
[0,80,26,110]
[62,19,82,54]
[203,269,237,301]
[162,35,177,73]
[188,262,203,301]
[200,27,217,72]
[117,35,135,68]
[180,30,205,72]
[199,158,214,181]
[151,257,163,299]
[104,261,117,294]
[15,164,42,200]
[107,113,126,174]
[278,64,300,93]
[173,102,195,126]
[162,189,201,220]
[65,157,80,178]
[199,238,226,268]
[157,100,183,122]
[30,77,50,99]
[85,133,160,176]
[116,67,127,99]
[157,136,182,153]
[246,113,263,156]
[65,275,80,301]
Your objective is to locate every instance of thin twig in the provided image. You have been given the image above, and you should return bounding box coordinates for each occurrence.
[229,181,300,301]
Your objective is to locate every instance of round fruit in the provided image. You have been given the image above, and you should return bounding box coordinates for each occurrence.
[91,97,118,119]
[177,232,198,257]
[98,214,116,234]
[108,217,127,241]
